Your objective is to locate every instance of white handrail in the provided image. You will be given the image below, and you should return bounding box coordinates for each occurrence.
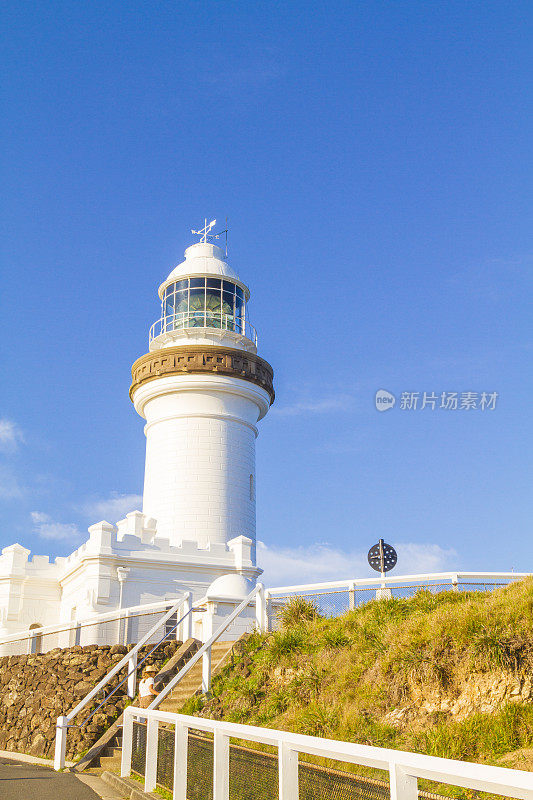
[149,312,258,346]
[148,584,261,710]
[0,597,180,648]
[266,571,529,595]
[121,706,533,799]
[54,595,185,770]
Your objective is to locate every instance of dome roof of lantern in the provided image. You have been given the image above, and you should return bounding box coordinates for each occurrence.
[158,242,248,299]
[206,573,255,601]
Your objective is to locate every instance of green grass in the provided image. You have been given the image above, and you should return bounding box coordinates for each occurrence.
[180,579,533,767]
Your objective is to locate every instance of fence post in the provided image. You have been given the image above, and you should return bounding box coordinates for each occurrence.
[120,708,134,777]
[255,583,267,632]
[122,609,130,646]
[202,603,214,692]
[68,621,76,648]
[54,715,68,771]
[28,631,35,655]
[127,650,137,699]
[173,721,188,800]
[144,716,159,792]
[202,645,212,693]
[452,574,459,592]
[348,581,356,611]
[175,602,181,642]
[389,763,418,800]
[278,741,298,799]
[183,592,193,640]
[213,729,230,800]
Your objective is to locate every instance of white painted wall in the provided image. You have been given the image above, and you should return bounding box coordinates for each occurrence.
[133,374,270,551]
[0,513,262,652]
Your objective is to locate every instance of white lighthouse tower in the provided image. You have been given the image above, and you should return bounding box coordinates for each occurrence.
[0,222,274,640]
[130,222,275,563]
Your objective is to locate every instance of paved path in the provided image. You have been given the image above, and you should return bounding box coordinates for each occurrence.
[0,756,122,799]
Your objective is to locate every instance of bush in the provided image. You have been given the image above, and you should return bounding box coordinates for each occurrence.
[278,596,320,628]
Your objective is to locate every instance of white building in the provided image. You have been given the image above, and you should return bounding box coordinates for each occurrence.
[0,226,275,642]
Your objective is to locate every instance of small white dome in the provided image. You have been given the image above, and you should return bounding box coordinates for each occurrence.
[206,573,255,601]
[159,242,247,298]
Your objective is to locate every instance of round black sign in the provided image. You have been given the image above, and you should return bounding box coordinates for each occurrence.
[367,539,397,573]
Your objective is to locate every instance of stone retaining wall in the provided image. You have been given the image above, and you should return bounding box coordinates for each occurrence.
[0,641,179,760]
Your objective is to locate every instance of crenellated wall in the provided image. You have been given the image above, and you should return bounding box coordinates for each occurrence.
[0,510,258,641]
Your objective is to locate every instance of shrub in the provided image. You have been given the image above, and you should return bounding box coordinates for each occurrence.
[279,596,320,628]
[268,628,307,659]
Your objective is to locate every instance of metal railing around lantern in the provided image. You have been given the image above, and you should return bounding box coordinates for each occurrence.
[149,312,258,346]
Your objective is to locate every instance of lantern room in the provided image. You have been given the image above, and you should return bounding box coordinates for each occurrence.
[149,242,257,352]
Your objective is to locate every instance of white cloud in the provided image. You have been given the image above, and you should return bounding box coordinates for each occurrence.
[271,394,355,417]
[31,511,82,542]
[395,542,457,574]
[257,541,457,587]
[30,511,49,524]
[0,465,24,499]
[0,419,24,453]
[81,492,143,523]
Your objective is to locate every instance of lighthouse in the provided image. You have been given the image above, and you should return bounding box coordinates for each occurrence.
[0,221,274,640]
[130,222,275,561]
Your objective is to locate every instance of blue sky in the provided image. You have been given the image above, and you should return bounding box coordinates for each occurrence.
[1,1,532,585]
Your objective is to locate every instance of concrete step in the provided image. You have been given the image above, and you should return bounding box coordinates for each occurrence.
[159,641,235,713]
[80,641,239,777]
[102,746,122,758]
[99,754,122,770]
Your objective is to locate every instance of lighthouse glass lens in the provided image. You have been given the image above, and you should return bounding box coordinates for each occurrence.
[235,295,244,333]
[160,277,248,335]
[189,287,206,326]
[220,293,232,329]
[206,289,222,327]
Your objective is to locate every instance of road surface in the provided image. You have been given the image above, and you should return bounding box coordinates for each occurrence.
[0,756,122,799]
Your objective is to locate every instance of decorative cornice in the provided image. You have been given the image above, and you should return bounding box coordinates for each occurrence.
[130,345,275,403]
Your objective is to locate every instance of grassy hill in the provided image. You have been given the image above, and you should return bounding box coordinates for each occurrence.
[183,578,533,769]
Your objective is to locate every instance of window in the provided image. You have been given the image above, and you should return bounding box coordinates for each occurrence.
[165,612,178,640]
[161,277,247,335]
[29,623,43,654]
[249,474,254,501]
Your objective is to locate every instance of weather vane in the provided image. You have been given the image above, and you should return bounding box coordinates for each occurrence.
[191,217,229,256]
[191,218,218,243]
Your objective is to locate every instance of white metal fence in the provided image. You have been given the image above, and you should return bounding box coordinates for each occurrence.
[121,706,533,800]
[265,572,530,627]
[40,572,531,771]
[53,593,195,769]
[0,598,189,656]
[3,571,525,657]
[54,585,264,770]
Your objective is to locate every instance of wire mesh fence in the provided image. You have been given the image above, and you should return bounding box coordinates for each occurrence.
[187,731,215,800]
[132,721,147,775]
[0,605,179,656]
[229,740,279,800]
[130,725,463,800]
[267,580,514,629]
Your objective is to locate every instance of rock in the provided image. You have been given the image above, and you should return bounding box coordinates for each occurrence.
[73,680,94,696]
[109,645,128,655]
[29,733,47,757]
